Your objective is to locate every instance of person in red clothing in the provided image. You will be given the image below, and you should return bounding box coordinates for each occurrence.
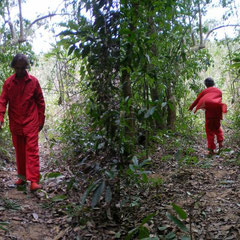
[189,77,227,155]
[0,53,45,191]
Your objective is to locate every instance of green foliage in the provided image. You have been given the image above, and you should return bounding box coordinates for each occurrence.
[120,0,213,158]
[126,156,152,185]
[167,203,189,233]
[56,0,120,154]
[51,194,68,202]
[125,213,156,240]
[0,197,20,211]
[157,204,190,239]
[43,172,63,179]
[80,165,117,208]
[0,222,9,231]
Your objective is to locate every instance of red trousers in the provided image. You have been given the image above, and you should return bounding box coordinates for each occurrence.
[12,130,40,183]
[205,118,224,150]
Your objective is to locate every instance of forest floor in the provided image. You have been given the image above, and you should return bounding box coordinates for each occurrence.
[0,140,119,240]
[0,127,240,240]
[0,143,71,240]
[121,127,240,239]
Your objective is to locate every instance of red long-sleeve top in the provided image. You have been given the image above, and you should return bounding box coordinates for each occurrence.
[189,87,227,119]
[0,71,45,135]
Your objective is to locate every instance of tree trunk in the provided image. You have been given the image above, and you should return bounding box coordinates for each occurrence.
[121,69,135,158]
[18,0,24,42]
[166,86,176,130]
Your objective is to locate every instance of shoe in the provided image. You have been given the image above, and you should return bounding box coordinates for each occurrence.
[15,179,26,185]
[30,182,42,191]
[219,142,223,149]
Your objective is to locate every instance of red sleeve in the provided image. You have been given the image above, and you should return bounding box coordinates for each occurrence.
[35,80,45,128]
[0,81,9,123]
[189,90,205,111]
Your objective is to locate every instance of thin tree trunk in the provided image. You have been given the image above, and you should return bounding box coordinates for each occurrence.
[6,0,16,40]
[166,86,176,130]
[121,69,135,158]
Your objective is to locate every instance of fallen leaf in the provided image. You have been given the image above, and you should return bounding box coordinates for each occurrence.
[32,213,39,220]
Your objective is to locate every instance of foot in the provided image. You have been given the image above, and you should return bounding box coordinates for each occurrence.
[219,141,223,149]
[30,182,42,191]
[15,179,26,186]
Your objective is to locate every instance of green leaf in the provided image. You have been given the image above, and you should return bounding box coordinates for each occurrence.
[0,222,9,231]
[80,181,99,205]
[98,142,105,149]
[51,194,67,202]
[17,184,27,192]
[158,226,168,231]
[167,213,188,232]
[172,203,187,219]
[125,227,138,240]
[105,185,112,203]
[17,174,26,181]
[230,62,240,69]
[142,238,159,240]
[59,30,75,36]
[74,48,81,58]
[129,164,135,172]
[141,213,155,225]
[91,180,105,208]
[145,54,150,64]
[82,45,90,58]
[165,231,176,239]
[138,226,149,238]
[161,102,167,108]
[132,156,138,166]
[68,20,79,30]
[66,178,76,191]
[144,107,156,118]
[45,172,63,179]
[141,173,148,183]
[68,45,75,55]
[181,236,191,240]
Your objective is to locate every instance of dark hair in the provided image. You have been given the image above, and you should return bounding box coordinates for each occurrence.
[204,77,215,87]
[11,53,30,68]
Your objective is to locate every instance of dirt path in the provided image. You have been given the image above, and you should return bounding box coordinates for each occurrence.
[0,144,69,240]
[119,129,240,239]
[148,134,240,239]
[0,169,53,240]
[162,154,240,239]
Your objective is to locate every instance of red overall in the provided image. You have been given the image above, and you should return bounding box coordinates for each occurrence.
[0,72,45,182]
[189,87,227,150]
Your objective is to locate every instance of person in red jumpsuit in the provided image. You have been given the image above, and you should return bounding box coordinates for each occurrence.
[0,53,45,191]
[189,77,227,155]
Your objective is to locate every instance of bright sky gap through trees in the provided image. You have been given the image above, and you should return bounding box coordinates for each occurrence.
[7,0,239,54]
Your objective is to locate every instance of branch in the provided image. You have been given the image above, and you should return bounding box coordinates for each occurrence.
[27,13,58,31]
[18,13,69,44]
[190,24,240,51]
[18,0,24,41]
[198,2,203,46]
[204,24,240,43]
[6,0,16,40]
[27,13,70,31]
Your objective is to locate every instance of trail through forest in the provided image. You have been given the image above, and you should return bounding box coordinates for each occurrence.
[0,143,70,240]
[121,126,240,239]
[0,127,240,239]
